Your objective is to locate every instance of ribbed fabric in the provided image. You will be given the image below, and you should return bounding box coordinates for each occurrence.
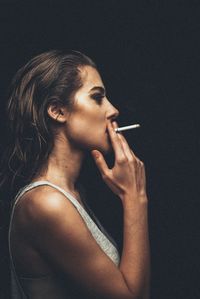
[8,180,120,298]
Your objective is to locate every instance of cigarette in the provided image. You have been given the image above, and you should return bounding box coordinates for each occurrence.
[114,124,141,132]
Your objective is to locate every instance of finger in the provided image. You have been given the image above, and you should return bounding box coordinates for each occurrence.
[91,150,110,177]
[117,133,133,161]
[111,121,119,130]
[130,149,141,163]
[115,128,138,160]
[116,130,131,151]
[106,121,125,160]
[117,132,140,161]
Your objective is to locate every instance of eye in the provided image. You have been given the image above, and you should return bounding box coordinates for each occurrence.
[91,93,105,104]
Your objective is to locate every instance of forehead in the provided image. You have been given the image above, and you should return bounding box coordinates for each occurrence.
[79,66,104,90]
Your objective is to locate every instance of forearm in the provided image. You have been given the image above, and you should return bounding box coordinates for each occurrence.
[119,195,150,299]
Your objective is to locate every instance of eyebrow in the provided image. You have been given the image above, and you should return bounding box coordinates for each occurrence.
[89,86,106,94]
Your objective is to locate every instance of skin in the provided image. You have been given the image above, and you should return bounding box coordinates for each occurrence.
[11,65,150,299]
[31,66,119,196]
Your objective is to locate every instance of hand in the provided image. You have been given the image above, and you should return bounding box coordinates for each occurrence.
[91,121,147,201]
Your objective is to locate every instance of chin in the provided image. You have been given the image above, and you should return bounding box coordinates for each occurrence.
[87,134,112,155]
[98,141,113,156]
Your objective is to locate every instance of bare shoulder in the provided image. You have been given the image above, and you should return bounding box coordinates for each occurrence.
[14,185,80,231]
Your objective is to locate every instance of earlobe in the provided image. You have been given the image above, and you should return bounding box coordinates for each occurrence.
[47,104,67,123]
[55,111,64,122]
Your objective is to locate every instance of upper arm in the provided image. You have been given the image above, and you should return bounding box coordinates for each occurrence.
[22,189,133,299]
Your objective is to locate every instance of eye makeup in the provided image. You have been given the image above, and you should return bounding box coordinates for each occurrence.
[89,86,106,104]
[91,93,105,103]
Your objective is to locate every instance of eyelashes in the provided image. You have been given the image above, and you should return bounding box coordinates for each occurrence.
[91,93,105,104]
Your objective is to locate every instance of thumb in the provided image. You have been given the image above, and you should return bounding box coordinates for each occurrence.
[91,150,109,176]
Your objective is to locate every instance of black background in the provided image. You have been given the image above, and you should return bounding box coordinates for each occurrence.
[0,1,199,298]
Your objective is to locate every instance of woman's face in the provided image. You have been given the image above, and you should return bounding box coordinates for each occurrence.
[65,65,119,154]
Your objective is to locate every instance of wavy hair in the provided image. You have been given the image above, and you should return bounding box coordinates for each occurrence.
[0,49,96,198]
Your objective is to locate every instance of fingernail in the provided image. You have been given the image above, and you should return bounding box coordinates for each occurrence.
[92,150,99,159]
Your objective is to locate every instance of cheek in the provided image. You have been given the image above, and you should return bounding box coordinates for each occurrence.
[71,118,99,135]
[69,108,104,135]
[66,116,98,140]
[66,117,109,151]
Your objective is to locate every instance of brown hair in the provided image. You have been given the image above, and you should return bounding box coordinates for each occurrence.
[0,49,96,197]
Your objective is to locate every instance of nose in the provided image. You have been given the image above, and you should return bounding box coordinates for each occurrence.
[106,100,119,121]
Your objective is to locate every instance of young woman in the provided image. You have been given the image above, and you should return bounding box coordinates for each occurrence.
[1,50,150,298]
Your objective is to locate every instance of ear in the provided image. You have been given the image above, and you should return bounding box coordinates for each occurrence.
[47,100,68,123]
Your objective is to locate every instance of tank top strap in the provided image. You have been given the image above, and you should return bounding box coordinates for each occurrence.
[12,180,83,211]
[11,181,106,235]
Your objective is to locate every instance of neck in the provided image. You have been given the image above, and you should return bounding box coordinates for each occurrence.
[32,132,85,193]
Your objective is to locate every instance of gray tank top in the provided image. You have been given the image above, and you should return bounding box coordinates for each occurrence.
[8,180,120,298]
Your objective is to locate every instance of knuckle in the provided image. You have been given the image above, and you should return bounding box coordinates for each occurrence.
[133,158,138,165]
[140,160,144,167]
[132,158,144,168]
[129,156,134,163]
[117,156,128,165]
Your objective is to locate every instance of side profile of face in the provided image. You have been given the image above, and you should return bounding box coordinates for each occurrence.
[63,65,119,154]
